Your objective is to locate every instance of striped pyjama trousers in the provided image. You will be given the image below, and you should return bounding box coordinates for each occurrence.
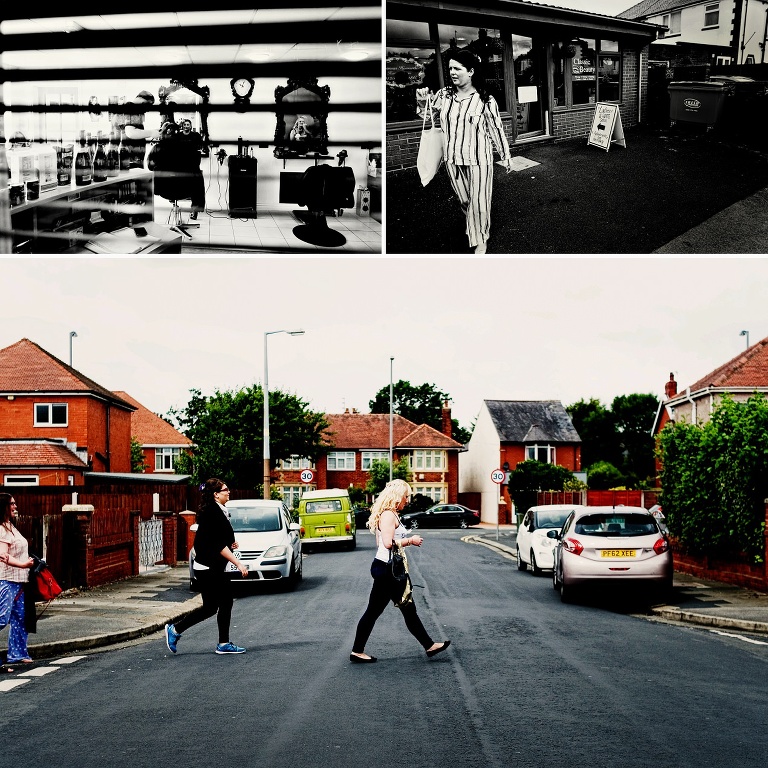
[445,163,494,248]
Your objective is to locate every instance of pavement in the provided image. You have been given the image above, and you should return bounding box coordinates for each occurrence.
[386,123,768,254]
[4,527,768,663]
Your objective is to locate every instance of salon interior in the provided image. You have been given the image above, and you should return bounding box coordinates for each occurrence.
[0,4,382,254]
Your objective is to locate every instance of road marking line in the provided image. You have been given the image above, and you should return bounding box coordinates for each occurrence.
[0,679,30,691]
[51,655,89,664]
[19,666,60,677]
[710,629,768,646]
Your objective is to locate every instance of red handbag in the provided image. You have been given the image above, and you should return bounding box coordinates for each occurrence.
[33,563,63,602]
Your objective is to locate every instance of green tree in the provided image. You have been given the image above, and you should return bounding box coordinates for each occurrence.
[507,460,576,520]
[566,398,620,469]
[364,457,411,496]
[611,393,658,485]
[659,393,768,560]
[130,437,148,473]
[168,386,330,488]
[585,461,625,490]
[369,379,472,444]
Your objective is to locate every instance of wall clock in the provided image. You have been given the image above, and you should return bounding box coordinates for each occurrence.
[230,77,255,109]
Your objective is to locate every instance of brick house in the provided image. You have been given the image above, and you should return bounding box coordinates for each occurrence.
[652,335,768,473]
[113,391,194,474]
[275,403,465,509]
[0,338,135,485]
[459,400,582,524]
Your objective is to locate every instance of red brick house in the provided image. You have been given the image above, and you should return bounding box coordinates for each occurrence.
[0,338,135,485]
[113,391,194,474]
[275,403,465,509]
[459,400,582,524]
[653,336,768,473]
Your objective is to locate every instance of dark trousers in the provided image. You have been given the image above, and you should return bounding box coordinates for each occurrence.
[352,559,433,653]
[174,568,233,644]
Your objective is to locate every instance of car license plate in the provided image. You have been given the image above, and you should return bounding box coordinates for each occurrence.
[315,526,335,535]
[226,552,248,572]
[601,549,636,558]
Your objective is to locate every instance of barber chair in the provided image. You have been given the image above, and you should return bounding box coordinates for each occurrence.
[292,164,356,247]
[165,196,200,240]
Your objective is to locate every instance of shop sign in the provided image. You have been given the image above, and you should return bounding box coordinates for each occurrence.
[587,102,626,152]
[572,57,596,81]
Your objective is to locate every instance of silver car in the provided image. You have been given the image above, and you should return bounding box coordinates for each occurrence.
[189,499,302,591]
[551,506,672,602]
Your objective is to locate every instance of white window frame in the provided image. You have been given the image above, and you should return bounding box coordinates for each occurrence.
[279,484,313,509]
[327,451,356,470]
[409,450,446,470]
[704,3,719,27]
[155,447,181,471]
[277,456,315,470]
[411,484,446,502]
[361,451,389,470]
[526,444,556,464]
[4,475,39,486]
[34,402,68,427]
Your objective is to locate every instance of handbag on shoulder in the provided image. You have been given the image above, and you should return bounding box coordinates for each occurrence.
[31,556,63,602]
[417,94,445,187]
[389,541,414,608]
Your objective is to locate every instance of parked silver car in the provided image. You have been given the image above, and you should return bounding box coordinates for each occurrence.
[516,503,584,574]
[551,506,672,602]
[189,499,302,591]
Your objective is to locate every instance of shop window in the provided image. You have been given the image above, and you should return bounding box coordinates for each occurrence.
[554,39,621,108]
[438,26,506,111]
[386,20,439,123]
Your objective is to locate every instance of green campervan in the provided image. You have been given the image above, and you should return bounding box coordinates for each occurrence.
[298,488,356,550]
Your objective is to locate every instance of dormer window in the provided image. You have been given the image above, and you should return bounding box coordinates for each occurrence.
[34,403,68,426]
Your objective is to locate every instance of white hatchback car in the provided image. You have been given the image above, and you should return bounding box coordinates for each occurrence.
[189,499,302,591]
[551,505,673,602]
[517,504,584,574]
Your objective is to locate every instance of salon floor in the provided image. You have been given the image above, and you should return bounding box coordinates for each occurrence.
[153,198,382,254]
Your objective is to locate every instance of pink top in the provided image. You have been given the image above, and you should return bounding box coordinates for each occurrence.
[0,523,30,583]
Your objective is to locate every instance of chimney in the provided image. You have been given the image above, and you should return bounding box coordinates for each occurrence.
[441,400,452,437]
[665,372,678,399]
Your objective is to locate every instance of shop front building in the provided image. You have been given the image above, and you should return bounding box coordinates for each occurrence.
[386,0,659,170]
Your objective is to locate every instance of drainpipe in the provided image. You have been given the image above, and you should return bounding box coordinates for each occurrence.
[742,0,750,64]
[105,404,111,472]
[762,8,768,64]
[684,386,696,423]
[638,48,643,124]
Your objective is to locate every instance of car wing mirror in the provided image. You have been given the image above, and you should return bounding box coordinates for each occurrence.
[528,524,535,532]
[289,522,301,532]
[546,529,560,540]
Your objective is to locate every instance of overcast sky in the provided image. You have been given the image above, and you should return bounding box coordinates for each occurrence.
[2,256,766,432]
[545,0,634,16]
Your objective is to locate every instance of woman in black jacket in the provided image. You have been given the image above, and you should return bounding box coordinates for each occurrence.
[164,478,248,655]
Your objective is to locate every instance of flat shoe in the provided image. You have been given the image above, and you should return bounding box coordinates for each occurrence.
[426,640,451,658]
[349,653,377,664]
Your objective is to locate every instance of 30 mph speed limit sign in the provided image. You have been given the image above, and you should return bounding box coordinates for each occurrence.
[490,469,506,484]
[300,469,315,483]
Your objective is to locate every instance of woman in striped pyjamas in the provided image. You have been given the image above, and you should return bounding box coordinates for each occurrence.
[418,49,512,253]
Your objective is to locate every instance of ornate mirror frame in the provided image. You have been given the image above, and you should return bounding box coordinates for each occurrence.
[273,77,330,159]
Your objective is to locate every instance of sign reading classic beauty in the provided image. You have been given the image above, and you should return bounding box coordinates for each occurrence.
[587,102,626,152]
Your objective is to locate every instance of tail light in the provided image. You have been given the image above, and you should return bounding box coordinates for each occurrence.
[345,522,351,533]
[562,538,583,556]
[653,537,669,555]
[300,526,305,537]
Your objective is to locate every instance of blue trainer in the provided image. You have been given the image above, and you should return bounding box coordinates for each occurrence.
[165,623,181,654]
[215,642,246,654]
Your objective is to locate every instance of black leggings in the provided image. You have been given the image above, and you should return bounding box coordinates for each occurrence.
[352,559,433,653]
[174,568,233,644]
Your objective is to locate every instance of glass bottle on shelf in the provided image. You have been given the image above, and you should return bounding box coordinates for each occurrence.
[106,131,120,177]
[119,128,131,171]
[75,130,92,186]
[93,131,108,182]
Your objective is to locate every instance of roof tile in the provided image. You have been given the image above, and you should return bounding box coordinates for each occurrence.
[325,413,463,450]
[113,392,193,446]
[687,336,768,392]
[0,441,88,469]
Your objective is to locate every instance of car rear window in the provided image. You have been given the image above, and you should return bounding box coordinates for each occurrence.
[534,510,572,529]
[574,513,657,537]
[228,507,282,532]
[305,500,343,513]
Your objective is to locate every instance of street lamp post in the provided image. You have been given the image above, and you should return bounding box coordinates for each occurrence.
[740,329,750,350]
[69,331,78,367]
[389,357,394,483]
[263,329,305,499]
